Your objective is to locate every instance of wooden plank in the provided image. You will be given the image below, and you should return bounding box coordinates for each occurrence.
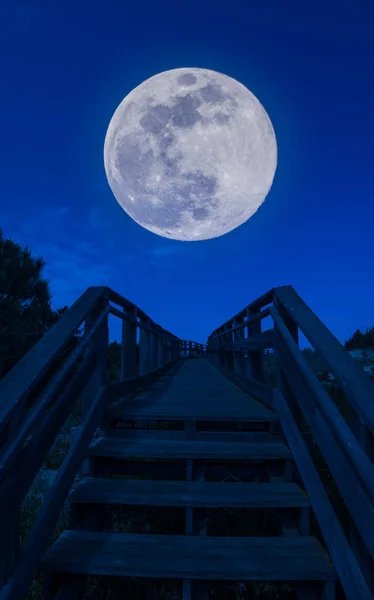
[121,305,137,380]
[223,329,275,352]
[274,388,372,600]
[209,290,273,338]
[274,331,374,559]
[0,286,106,431]
[0,307,109,484]
[111,395,277,422]
[110,358,277,422]
[108,289,173,338]
[98,429,284,443]
[92,459,270,481]
[139,321,151,375]
[274,285,374,436]
[107,359,182,405]
[272,308,374,495]
[87,436,292,460]
[113,404,277,422]
[215,365,274,409]
[0,348,101,512]
[70,478,310,508]
[0,387,109,600]
[42,531,335,581]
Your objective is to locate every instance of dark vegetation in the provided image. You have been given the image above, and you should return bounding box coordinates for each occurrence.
[344,327,374,350]
[1,230,372,599]
[0,229,70,379]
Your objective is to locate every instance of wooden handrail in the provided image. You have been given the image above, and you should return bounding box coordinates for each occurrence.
[0,286,106,433]
[274,389,372,600]
[272,318,374,559]
[274,285,374,435]
[207,284,374,596]
[0,284,200,595]
[0,306,109,484]
[209,289,274,337]
[1,282,373,599]
[0,286,185,437]
[271,304,374,500]
[108,288,180,341]
[0,385,109,600]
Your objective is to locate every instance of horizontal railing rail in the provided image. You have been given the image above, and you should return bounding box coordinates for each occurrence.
[207,285,374,599]
[0,285,198,597]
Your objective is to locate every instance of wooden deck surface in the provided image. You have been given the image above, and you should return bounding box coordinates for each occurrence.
[111,359,277,422]
[88,434,291,460]
[70,478,310,508]
[42,531,335,581]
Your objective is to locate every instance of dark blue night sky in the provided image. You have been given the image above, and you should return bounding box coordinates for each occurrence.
[1,0,374,344]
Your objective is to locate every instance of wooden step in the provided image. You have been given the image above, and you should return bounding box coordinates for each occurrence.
[87,436,292,460]
[98,429,285,443]
[70,478,310,508]
[109,390,277,423]
[42,531,335,581]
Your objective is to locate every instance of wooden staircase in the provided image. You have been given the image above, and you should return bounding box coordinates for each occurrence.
[42,360,334,599]
[0,286,373,600]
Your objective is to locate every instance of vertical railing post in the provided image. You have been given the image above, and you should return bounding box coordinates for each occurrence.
[149,326,158,371]
[157,336,165,368]
[217,331,223,367]
[233,317,246,375]
[272,292,304,438]
[81,291,109,418]
[219,330,225,367]
[139,320,151,375]
[121,305,137,381]
[172,338,178,361]
[167,339,172,363]
[214,336,221,367]
[224,323,234,370]
[137,319,151,428]
[246,309,264,382]
[78,290,109,473]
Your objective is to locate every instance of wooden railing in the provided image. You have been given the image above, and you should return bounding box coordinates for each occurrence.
[180,340,207,358]
[1,283,373,599]
[207,285,374,600]
[0,286,201,599]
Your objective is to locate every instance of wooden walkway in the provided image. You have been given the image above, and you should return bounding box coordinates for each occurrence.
[41,359,335,599]
[109,359,278,422]
[1,285,373,600]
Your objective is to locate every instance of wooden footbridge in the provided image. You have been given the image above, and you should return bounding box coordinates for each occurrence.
[0,286,374,599]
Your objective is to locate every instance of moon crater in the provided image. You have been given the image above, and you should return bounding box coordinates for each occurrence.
[104,68,277,241]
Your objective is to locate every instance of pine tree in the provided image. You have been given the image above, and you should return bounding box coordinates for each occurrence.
[0,229,65,378]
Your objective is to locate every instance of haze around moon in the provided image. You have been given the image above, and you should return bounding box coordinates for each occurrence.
[104,68,277,241]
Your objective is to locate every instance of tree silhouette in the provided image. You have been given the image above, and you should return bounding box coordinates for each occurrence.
[345,327,374,350]
[0,229,66,379]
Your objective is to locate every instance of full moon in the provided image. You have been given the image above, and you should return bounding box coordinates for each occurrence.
[104,68,277,241]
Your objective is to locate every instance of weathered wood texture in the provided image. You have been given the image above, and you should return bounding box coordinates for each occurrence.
[0,286,106,432]
[207,284,374,599]
[272,321,374,561]
[95,428,284,442]
[0,285,198,596]
[1,283,372,600]
[88,434,291,460]
[70,477,310,507]
[0,387,109,600]
[274,389,372,600]
[0,306,109,484]
[274,286,374,435]
[42,531,335,581]
[109,358,277,422]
